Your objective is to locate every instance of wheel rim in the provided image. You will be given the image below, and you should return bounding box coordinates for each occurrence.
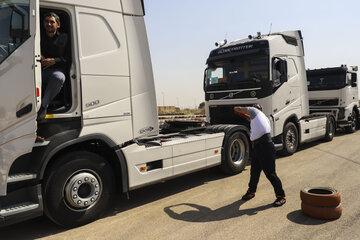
[64,171,102,209]
[229,138,246,165]
[351,111,356,131]
[285,128,297,151]
[329,119,335,137]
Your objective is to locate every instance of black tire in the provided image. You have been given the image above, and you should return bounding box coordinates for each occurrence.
[346,109,357,133]
[220,131,250,174]
[300,187,341,207]
[280,122,298,156]
[324,117,335,142]
[43,151,115,227]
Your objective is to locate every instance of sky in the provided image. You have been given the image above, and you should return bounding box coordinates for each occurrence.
[143,0,360,109]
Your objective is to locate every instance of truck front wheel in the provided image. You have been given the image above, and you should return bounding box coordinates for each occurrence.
[324,117,335,141]
[43,151,115,227]
[220,131,250,174]
[346,109,358,133]
[280,122,298,156]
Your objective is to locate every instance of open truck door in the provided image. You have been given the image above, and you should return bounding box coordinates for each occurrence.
[0,0,41,195]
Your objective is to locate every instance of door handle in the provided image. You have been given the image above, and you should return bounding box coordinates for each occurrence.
[285,100,290,105]
[16,103,32,118]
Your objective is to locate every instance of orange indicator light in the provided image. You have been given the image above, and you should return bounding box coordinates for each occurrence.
[214,149,219,154]
[140,166,147,171]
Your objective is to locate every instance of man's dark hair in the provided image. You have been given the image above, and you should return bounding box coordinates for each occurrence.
[252,104,263,112]
[44,12,60,24]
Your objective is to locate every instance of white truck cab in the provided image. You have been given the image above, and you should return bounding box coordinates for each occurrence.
[307,65,359,133]
[204,30,335,155]
[0,0,249,227]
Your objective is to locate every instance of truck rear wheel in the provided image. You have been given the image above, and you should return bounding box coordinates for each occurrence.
[280,122,298,156]
[220,131,250,174]
[43,151,115,227]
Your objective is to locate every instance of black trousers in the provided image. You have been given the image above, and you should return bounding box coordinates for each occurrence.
[248,141,285,196]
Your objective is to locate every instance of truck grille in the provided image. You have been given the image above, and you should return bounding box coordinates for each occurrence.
[209,105,250,127]
[309,99,339,107]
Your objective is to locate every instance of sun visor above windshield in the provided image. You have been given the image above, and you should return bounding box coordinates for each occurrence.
[206,40,269,64]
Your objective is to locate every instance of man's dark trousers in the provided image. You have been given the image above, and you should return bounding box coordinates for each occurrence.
[248,141,285,196]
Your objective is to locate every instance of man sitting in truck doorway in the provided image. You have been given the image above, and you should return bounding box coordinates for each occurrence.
[36,12,70,141]
[234,104,286,207]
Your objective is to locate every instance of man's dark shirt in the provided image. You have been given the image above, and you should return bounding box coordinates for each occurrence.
[41,31,70,69]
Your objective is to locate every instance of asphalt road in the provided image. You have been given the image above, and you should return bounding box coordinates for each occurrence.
[1,131,360,240]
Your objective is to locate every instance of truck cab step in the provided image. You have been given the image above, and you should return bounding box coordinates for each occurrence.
[0,202,39,217]
[33,141,50,147]
[8,173,37,183]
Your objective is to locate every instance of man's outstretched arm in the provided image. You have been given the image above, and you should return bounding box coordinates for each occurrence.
[234,106,250,121]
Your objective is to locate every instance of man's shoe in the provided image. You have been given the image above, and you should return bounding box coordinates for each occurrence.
[273,195,286,207]
[35,136,45,143]
[241,190,255,201]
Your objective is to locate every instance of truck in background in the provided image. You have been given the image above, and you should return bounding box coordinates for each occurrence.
[307,65,359,133]
[204,30,336,156]
[0,0,250,227]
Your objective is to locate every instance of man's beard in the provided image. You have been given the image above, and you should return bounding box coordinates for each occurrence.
[45,27,56,35]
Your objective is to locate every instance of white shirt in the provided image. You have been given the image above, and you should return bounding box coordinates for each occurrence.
[248,107,271,141]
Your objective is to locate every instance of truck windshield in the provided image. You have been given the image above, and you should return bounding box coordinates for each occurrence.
[0,0,30,64]
[205,55,269,91]
[307,73,346,91]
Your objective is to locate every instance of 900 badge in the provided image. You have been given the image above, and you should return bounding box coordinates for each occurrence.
[86,100,100,108]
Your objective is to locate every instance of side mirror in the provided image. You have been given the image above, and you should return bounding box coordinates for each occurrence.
[279,60,288,83]
[351,73,357,87]
[10,9,27,40]
[203,68,207,91]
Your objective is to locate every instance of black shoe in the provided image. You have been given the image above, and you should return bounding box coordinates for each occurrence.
[241,190,255,201]
[273,195,286,207]
[37,106,47,121]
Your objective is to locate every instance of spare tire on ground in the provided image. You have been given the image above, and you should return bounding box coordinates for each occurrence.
[301,202,342,220]
[300,187,342,220]
[300,187,341,207]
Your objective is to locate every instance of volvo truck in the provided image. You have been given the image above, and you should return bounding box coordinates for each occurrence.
[204,31,335,156]
[307,65,359,133]
[0,0,250,227]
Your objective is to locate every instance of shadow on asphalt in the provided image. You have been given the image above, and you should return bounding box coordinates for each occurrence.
[275,131,348,159]
[286,210,336,225]
[109,166,246,214]
[1,167,246,239]
[164,201,273,222]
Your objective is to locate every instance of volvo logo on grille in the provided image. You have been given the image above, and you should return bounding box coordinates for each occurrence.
[210,94,214,99]
[229,93,234,98]
[250,91,256,97]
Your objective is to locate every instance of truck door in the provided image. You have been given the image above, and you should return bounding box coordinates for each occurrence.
[0,0,40,195]
[271,57,300,134]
